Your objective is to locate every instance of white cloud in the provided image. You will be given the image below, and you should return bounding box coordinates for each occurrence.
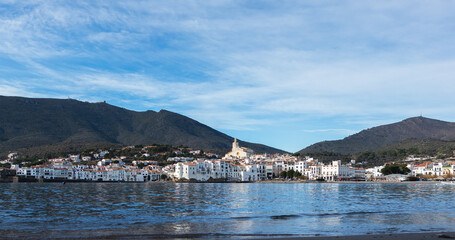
[301,129,358,135]
[0,83,44,98]
[0,0,455,144]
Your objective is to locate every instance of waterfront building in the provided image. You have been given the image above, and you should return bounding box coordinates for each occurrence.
[433,162,443,176]
[294,161,308,175]
[265,163,275,179]
[257,162,266,180]
[306,165,322,180]
[409,163,428,176]
[15,161,164,182]
[173,159,264,182]
[106,167,125,181]
[350,167,366,181]
[442,166,452,176]
[174,162,197,180]
[273,160,284,177]
[321,161,351,181]
[365,166,384,178]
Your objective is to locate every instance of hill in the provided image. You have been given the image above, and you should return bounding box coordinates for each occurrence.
[0,96,286,157]
[299,116,455,154]
[379,139,455,154]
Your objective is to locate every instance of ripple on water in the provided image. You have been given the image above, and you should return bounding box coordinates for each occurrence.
[0,182,454,236]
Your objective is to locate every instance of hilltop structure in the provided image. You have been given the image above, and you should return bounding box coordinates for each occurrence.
[224,138,254,159]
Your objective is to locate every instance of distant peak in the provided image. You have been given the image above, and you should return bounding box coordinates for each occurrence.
[158,109,181,115]
[403,116,432,122]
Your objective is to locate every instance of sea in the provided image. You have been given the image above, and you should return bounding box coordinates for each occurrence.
[1,182,454,239]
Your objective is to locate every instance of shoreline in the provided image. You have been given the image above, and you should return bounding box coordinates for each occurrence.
[274,232,455,240]
[87,231,455,239]
[255,180,442,184]
[3,231,453,239]
[0,176,443,184]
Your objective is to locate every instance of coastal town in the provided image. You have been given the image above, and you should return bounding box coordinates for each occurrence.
[1,139,455,183]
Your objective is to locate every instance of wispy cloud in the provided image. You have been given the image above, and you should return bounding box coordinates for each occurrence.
[1,1,455,151]
[0,83,43,97]
[301,129,358,136]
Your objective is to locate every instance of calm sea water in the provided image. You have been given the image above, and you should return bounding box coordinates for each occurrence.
[1,182,454,238]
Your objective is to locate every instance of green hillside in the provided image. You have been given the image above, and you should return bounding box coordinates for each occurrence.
[0,96,286,157]
[299,116,455,155]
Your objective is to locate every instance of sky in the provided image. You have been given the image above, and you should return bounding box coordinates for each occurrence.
[1,1,455,152]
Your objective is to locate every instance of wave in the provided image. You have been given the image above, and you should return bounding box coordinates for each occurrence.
[231,211,385,221]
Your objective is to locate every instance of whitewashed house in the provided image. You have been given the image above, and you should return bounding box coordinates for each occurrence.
[321,161,351,181]
[294,161,308,175]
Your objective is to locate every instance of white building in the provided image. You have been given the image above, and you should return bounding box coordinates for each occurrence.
[8,152,18,160]
[366,166,384,178]
[294,161,308,175]
[167,157,194,162]
[321,161,351,181]
[224,138,254,159]
[433,162,443,176]
[173,159,263,182]
[69,155,81,162]
[350,167,366,181]
[306,165,322,180]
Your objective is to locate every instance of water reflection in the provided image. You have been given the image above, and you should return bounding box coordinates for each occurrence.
[0,182,454,238]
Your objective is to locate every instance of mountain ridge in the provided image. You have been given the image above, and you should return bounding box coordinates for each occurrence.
[298,116,455,154]
[0,95,286,156]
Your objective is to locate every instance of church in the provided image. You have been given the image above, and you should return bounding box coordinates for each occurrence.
[224,138,254,159]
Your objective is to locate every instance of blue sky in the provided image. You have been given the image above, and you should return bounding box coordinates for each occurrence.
[1,1,455,152]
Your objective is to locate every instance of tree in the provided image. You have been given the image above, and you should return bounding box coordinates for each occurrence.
[293,171,302,178]
[182,148,189,155]
[103,153,114,159]
[198,150,205,157]
[381,163,411,175]
[443,173,453,179]
[0,163,11,168]
[160,174,168,180]
[357,151,377,162]
[279,171,287,178]
[287,169,295,178]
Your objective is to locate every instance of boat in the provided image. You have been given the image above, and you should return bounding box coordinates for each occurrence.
[441,181,455,185]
